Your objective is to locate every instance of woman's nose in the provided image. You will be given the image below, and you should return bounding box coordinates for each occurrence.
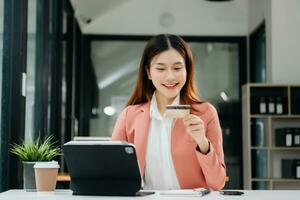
[165,69,175,79]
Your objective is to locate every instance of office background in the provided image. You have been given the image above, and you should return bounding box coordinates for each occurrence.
[0,0,299,192]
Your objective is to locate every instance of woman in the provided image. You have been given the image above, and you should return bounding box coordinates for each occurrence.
[112,34,226,190]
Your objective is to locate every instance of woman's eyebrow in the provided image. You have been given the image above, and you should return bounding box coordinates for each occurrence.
[173,61,184,65]
[155,61,183,65]
[155,62,167,66]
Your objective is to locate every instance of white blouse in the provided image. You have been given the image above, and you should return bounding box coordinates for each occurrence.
[143,93,180,190]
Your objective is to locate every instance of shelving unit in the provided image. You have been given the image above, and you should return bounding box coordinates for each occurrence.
[242,83,300,190]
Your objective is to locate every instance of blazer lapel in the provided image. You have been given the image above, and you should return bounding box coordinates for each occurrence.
[134,102,150,176]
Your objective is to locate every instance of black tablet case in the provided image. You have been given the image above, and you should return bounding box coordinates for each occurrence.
[63,141,141,196]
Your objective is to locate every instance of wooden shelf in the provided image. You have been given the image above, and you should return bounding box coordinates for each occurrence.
[270,147,300,151]
[272,179,300,182]
[252,178,300,182]
[250,115,300,118]
[251,147,269,150]
[242,84,300,190]
[251,147,300,150]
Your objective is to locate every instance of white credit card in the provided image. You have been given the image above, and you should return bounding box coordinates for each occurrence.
[164,105,190,118]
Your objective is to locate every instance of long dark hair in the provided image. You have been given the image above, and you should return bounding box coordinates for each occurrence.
[126,34,201,106]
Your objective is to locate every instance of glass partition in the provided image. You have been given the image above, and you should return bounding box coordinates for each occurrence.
[0,0,4,190]
[89,40,242,189]
[89,41,239,138]
[89,41,146,136]
[25,0,37,141]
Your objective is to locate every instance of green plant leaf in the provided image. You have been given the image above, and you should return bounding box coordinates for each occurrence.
[10,135,62,161]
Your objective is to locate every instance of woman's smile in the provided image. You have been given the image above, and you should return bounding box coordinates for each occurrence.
[162,83,179,90]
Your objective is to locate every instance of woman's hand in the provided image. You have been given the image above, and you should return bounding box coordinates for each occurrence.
[183,114,210,154]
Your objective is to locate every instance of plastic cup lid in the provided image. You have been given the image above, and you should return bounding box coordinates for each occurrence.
[34,161,60,169]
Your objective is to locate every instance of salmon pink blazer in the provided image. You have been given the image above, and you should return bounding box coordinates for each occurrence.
[111,102,226,190]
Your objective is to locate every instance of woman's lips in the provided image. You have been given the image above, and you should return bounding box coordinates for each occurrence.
[162,83,179,89]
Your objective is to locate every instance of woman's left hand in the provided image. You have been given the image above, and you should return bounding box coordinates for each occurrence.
[183,114,210,154]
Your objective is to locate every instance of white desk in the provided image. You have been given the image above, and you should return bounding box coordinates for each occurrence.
[1,190,300,200]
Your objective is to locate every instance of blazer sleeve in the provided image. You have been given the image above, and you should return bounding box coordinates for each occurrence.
[195,104,226,190]
[111,107,129,142]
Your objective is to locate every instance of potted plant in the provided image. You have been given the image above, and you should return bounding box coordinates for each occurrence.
[10,135,62,191]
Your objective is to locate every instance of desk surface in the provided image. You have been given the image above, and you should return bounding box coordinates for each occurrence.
[1,189,300,200]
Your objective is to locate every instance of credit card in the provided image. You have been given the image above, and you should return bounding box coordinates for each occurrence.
[164,105,191,118]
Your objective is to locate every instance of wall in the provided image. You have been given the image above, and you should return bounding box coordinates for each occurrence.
[248,0,268,34]
[270,0,300,84]
[72,0,248,36]
[87,0,300,136]
[73,0,300,82]
[248,0,300,84]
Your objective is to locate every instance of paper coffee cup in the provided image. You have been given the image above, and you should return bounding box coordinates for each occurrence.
[34,161,59,192]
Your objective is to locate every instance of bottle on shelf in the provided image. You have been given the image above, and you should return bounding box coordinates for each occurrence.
[282,159,300,179]
[254,150,268,178]
[294,128,300,147]
[285,128,293,147]
[276,96,283,114]
[259,97,266,114]
[275,128,293,147]
[268,97,275,114]
[255,119,264,146]
[282,159,295,178]
[251,119,265,147]
[296,160,300,179]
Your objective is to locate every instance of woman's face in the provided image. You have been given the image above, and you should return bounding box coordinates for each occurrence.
[148,48,187,103]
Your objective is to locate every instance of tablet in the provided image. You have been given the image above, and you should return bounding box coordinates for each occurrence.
[63,141,142,196]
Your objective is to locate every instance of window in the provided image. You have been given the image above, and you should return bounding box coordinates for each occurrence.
[250,22,266,83]
[25,0,37,141]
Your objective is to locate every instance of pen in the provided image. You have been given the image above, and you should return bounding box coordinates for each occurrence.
[193,188,211,197]
[201,189,211,197]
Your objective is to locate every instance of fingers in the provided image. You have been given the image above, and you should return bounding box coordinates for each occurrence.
[183,114,207,148]
[183,114,205,133]
[183,114,203,126]
[188,124,203,132]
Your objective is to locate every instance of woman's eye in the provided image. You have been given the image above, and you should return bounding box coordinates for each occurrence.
[174,67,182,71]
[156,68,165,71]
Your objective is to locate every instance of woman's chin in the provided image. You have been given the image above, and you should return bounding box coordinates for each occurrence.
[161,91,179,99]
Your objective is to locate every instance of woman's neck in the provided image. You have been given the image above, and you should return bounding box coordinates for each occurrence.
[155,92,176,115]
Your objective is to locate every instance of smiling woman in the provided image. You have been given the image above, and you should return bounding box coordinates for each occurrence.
[89,35,244,189]
[111,34,226,190]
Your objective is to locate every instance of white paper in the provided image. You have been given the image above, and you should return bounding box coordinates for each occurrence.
[159,189,208,196]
